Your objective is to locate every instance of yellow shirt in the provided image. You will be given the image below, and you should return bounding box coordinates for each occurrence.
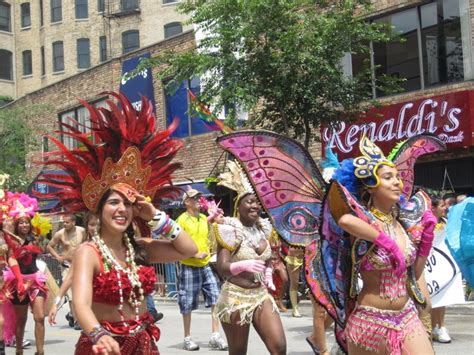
[176,212,211,267]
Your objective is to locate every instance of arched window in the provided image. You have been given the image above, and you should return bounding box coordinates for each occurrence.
[164,22,182,39]
[77,38,90,68]
[121,0,138,11]
[0,49,13,80]
[99,36,107,62]
[52,41,64,72]
[51,0,62,22]
[21,2,31,27]
[75,0,88,19]
[22,50,32,75]
[122,30,139,54]
[0,2,11,32]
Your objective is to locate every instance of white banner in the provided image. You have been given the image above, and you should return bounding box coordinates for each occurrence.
[425,226,465,308]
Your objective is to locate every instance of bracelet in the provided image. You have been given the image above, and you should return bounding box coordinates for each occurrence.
[54,296,62,307]
[149,211,181,241]
[147,211,168,234]
[87,324,111,344]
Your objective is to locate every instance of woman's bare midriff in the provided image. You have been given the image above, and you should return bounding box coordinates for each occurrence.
[226,271,263,289]
[92,302,148,323]
[358,269,409,311]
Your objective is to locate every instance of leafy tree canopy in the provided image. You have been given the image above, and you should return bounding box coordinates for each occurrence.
[141,0,403,147]
[0,105,51,191]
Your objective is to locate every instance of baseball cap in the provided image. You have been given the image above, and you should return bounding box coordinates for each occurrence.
[182,188,202,202]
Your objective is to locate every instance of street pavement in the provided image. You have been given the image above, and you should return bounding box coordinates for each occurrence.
[11,299,474,354]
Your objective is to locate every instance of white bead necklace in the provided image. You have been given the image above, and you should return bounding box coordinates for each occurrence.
[93,234,144,324]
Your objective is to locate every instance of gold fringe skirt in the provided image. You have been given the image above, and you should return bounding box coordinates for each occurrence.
[214,281,278,325]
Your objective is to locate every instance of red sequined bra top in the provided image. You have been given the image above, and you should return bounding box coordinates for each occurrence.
[85,244,157,305]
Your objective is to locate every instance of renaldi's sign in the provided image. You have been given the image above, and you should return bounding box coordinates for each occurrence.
[322,90,474,158]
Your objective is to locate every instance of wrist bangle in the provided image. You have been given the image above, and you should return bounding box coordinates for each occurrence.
[54,296,62,307]
[88,324,111,344]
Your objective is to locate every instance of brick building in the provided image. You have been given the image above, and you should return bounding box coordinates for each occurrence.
[0,0,189,100]
[6,30,231,211]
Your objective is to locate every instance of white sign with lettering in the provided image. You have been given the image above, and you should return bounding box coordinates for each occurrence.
[424,227,465,308]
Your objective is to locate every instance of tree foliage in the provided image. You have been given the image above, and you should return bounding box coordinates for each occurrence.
[143,0,403,147]
[0,105,50,191]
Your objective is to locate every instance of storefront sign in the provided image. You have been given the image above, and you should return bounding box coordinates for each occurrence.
[322,90,474,158]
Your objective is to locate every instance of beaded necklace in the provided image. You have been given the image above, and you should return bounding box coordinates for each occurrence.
[92,234,144,326]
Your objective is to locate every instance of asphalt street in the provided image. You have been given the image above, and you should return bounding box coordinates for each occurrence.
[11,299,474,354]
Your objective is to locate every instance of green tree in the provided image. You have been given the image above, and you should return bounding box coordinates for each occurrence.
[0,105,50,191]
[143,0,403,147]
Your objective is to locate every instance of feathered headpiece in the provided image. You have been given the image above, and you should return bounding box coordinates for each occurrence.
[35,92,183,222]
[31,213,53,237]
[7,192,38,219]
[217,160,255,202]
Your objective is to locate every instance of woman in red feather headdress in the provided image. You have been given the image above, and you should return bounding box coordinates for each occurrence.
[36,92,198,355]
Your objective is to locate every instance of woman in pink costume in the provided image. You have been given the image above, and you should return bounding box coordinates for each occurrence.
[2,194,48,355]
[326,136,438,354]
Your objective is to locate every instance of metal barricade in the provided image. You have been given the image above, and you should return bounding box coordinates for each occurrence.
[152,262,181,300]
[39,253,63,286]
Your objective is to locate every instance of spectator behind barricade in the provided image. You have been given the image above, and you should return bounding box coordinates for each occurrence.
[48,212,99,329]
[176,188,227,351]
[46,214,86,328]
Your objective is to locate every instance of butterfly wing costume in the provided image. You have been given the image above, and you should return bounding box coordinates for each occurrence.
[217,129,445,353]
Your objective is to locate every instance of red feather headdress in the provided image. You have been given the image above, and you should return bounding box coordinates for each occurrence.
[35,92,183,220]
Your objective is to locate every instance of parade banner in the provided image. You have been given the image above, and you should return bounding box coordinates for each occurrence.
[425,225,465,308]
[119,52,155,112]
[322,90,474,158]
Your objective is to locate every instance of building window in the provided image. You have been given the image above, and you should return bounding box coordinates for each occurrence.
[0,49,13,80]
[99,36,107,62]
[420,0,465,86]
[0,2,10,32]
[22,50,32,76]
[39,0,44,26]
[164,22,182,39]
[59,99,106,149]
[352,0,469,97]
[41,46,45,75]
[51,0,62,22]
[75,0,88,19]
[77,38,90,68]
[52,41,64,72]
[122,30,139,54]
[21,3,31,27]
[121,0,138,11]
[166,78,214,138]
[98,0,105,12]
[163,0,179,4]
